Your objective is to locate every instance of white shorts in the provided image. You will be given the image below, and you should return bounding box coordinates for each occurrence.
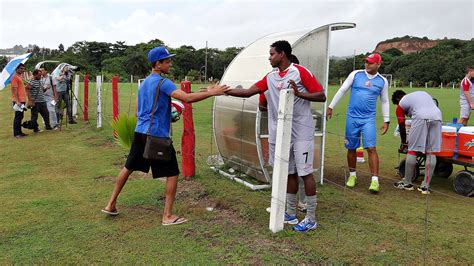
[408,119,442,153]
[269,140,314,176]
[460,101,471,119]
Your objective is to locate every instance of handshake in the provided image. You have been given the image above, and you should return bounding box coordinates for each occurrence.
[12,103,28,112]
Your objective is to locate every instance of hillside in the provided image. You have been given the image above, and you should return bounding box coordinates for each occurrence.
[375,36,439,54]
[330,38,474,86]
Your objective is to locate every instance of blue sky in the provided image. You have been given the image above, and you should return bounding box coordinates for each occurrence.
[0,0,472,56]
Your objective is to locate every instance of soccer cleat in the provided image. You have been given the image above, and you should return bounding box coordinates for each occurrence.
[293,217,318,232]
[346,175,357,188]
[284,212,298,225]
[393,181,414,190]
[418,186,431,195]
[369,180,380,193]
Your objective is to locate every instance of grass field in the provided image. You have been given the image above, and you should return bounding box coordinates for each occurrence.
[0,82,472,264]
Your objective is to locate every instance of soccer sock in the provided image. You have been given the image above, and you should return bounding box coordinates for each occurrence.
[305,195,317,222]
[404,154,417,185]
[286,193,297,216]
[422,154,436,188]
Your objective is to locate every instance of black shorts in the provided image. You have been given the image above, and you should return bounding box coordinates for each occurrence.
[125,132,180,178]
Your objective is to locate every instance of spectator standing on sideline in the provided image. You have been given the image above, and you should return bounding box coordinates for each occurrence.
[102,46,228,226]
[458,66,474,126]
[327,53,390,193]
[225,40,326,232]
[40,67,59,129]
[55,67,76,124]
[10,63,28,138]
[391,90,442,194]
[26,69,52,132]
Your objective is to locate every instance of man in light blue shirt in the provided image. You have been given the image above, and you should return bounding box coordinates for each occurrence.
[327,53,390,193]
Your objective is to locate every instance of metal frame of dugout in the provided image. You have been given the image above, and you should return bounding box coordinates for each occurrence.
[212,23,356,187]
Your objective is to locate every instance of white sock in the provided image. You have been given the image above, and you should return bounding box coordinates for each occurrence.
[371,176,378,182]
[350,171,356,177]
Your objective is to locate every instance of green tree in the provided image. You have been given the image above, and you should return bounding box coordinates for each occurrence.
[170,45,199,80]
[111,41,127,57]
[125,52,149,78]
[102,56,127,79]
[383,48,403,57]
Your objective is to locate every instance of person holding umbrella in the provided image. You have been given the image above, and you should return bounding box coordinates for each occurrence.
[10,63,28,138]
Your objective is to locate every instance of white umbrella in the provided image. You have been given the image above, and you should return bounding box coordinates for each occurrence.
[0,53,32,90]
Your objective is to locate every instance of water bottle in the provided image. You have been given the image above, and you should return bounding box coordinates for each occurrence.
[447,117,463,155]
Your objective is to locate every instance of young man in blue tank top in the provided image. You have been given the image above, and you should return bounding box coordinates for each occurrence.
[102,46,228,226]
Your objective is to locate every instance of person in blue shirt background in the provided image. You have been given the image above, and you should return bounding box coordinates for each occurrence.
[102,46,228,226]
[327,53,390,193]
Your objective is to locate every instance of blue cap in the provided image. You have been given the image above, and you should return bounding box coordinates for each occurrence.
[148,46,176,62]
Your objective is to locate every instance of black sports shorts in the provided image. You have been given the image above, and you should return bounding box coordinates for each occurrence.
[125,132,180,178]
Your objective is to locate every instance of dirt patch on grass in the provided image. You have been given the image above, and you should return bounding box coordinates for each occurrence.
[176,180,299,263]
[100,141,115,148]
[126,205,161,214]
[113,155,127,166]
[94,175,116,182]
[176,180,209,202]
[135,171,153,179]
[94,172,151,182]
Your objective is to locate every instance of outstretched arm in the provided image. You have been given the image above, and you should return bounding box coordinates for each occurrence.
[224,84,261,98]
[171,84,229,103]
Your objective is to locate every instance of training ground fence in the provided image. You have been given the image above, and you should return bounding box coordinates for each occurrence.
[52,74,473,263]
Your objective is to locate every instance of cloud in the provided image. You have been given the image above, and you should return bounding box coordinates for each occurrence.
[1,0,472,56]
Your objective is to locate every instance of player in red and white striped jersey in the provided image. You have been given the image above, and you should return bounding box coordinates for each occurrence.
[224,40,326,232]
[459,66,474,126]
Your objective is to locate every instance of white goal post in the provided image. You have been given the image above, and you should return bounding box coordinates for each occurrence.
[381,74,393,88]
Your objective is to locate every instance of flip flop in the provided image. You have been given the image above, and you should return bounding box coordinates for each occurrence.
[162,217,188,226]
[101,208,119,216]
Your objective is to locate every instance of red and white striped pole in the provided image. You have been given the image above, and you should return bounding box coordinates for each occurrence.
[112,76,119,137]
[83,74,89,121]
[112,76,119,121]
[181,81,195,180]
